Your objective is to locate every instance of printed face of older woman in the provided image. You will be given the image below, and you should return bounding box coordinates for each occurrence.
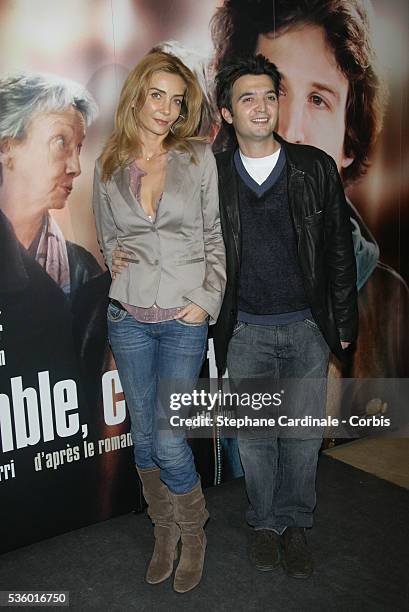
[7,106,85,211]
[136,70,186,138]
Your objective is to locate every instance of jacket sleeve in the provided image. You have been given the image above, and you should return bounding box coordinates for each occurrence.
[185,145,227,323]
[325,156,358,342]
[92,161,117,275]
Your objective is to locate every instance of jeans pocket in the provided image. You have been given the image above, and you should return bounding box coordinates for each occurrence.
[107,302,128,323]
[304,318,319,331]
[232,321,247,336]
[175,317,208,327]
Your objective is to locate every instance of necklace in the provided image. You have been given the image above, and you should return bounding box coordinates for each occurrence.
[145,150,166,162]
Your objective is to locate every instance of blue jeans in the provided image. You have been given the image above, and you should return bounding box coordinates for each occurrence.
[227,319,330,532]
[107,302,208,494]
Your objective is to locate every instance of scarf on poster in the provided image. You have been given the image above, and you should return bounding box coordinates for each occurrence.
[32,213,71,295]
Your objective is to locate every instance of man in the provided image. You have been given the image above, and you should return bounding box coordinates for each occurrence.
[211,0,409,406]
[212,54,358,578]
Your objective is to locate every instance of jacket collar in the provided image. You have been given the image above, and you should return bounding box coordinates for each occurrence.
[273,133,305,177]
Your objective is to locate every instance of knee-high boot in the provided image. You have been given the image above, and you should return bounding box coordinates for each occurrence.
[136,467,180,584]
[170,480,209,593]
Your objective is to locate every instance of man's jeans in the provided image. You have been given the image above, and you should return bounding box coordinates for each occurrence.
[107,301,208,494]
[227,319,330,532]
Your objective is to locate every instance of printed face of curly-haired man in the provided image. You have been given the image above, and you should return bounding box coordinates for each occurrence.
[257,25,353,172]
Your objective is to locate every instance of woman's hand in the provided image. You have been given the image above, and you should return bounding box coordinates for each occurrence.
[174,303,208,323]
[111,247,132,279]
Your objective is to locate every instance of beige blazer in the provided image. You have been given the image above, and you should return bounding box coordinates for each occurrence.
[92,142,226,322]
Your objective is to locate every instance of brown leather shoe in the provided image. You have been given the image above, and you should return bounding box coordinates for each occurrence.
[281,527,313,579]
[249,529,281,571]
[170,480,209,593]
[137,467,180,584]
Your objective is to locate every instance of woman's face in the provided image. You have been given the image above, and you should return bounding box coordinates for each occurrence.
[136,70,186,138]
[5,106,85,212]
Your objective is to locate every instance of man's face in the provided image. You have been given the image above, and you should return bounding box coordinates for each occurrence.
[257,25,353,172]
[6,106,85,211]
[221,74,279,146]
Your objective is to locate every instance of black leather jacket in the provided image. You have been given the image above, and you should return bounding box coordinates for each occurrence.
[212,134,358,372]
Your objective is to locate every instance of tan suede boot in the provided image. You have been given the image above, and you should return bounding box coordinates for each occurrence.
[136,467,180,584]
[170,480,209,593]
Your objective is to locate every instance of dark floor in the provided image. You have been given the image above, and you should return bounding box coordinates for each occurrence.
[0,456,408,612]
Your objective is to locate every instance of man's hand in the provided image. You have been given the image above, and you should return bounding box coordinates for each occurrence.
[112,247,132,279]
[174,303,208,324]
[341,341,351,350]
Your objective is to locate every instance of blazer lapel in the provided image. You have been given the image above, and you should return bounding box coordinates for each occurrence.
[277,136,305,246]
[112,164,146,221]
[217,150,241,257]
[156,149,190,223]
[165,149,190,191]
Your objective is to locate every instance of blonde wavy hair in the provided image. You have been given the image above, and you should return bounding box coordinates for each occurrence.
[100,51,204,181]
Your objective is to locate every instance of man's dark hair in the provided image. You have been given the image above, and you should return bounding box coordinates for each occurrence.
[215,54,281,116]
[211,0,387,183]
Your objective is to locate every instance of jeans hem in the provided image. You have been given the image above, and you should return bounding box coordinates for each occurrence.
[250,523,312,533]
[253,526,286,536]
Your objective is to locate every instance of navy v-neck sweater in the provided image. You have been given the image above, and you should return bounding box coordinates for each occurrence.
[234,149,309,318]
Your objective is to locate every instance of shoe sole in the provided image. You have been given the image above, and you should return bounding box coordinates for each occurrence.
[251,552,281,571]
[254,562,281,572]
[281,559,313,579]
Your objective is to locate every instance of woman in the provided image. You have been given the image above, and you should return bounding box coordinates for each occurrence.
[92,51,226,593]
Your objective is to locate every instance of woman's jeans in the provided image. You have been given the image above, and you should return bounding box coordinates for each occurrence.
[107,301,208,494]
